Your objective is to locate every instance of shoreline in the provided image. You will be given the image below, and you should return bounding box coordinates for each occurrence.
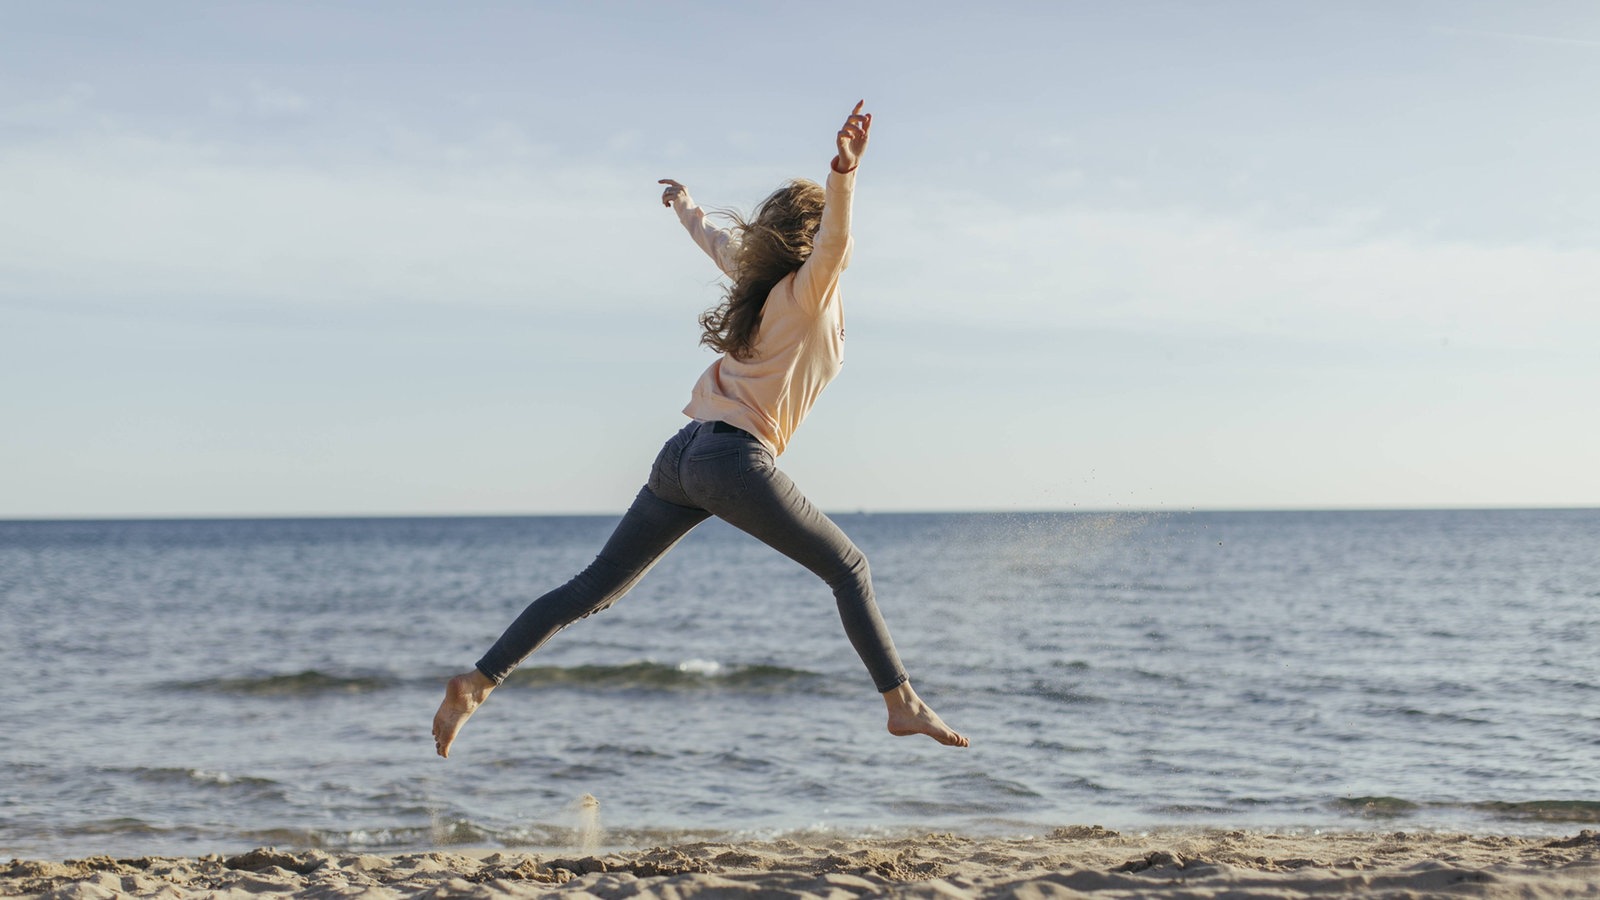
[7,827,1598,898]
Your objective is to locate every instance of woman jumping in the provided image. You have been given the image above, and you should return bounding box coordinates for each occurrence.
[432,101,967,756]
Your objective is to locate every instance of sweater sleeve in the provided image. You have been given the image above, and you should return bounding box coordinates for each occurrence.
[790,167,855,314]
[673,193,741,278]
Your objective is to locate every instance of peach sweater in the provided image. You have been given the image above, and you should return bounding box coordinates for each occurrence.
[672,168,855,456]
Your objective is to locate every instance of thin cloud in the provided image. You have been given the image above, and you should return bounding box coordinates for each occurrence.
[1435,26,1600,48]
[0,129,691,314]
[0,83,96,126]
[249,80,311,116]
[5,124,1597,360]
[858,194,1600,353]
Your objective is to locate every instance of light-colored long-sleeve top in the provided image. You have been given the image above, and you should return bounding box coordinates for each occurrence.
[672,167,855,456]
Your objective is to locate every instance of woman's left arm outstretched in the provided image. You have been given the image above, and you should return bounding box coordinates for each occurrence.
[660,178,740,277]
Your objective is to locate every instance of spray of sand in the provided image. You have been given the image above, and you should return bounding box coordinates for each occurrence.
[568,793,601,852]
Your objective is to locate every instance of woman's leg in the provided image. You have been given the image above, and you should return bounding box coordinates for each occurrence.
[680,430,966,746]
[434,476,709,757]
[704,464,906,692]
[474,485,710,683]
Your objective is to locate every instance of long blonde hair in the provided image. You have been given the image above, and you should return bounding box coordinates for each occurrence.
[699,179,826,361]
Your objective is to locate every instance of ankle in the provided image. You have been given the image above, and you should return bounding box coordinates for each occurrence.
[456,670,497,698]
[882,680,918,709]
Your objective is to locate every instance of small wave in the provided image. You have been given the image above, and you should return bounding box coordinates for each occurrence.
[549,763,624,781]
[570,743,673,760]
[169,670,395,696]
[1017,680,1104,705]
[502,660,824,693]
[1380,707,1493,726]
[1470,800,1600,824]
[1056,776,1111,794]
[1027,739,1092,753]
[1089,581,1180,594]
[243,825,441,850]
[1330,797,1600,825]
[246,820,567,851]
[938,772,1044,799]
[886,797,982,817]
[238,819,935,854]
[1531,676,1600,694]
[1127,667,1188,686]
[246,819,784,845]
[710,751,774,772]
[1147,803,1237,816]
[123,767,282,791]
[1332,796,1422,818]
[52,817,173,837]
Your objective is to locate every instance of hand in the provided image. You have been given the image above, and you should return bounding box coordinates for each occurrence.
[658,178,687,208]
[834,100,871,172]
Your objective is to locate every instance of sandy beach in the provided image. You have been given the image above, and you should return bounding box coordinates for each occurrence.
[6,828,1599,899]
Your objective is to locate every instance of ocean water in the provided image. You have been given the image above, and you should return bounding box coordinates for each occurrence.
[2,509,1597,860]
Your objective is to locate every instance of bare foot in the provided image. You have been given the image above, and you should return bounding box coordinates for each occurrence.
[432,670,496,758]
[883,681,969,747]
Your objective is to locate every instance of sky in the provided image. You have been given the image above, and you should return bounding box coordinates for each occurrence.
[2,1,1597,517]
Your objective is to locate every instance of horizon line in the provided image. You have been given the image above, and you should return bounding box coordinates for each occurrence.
[3,503,1597,524]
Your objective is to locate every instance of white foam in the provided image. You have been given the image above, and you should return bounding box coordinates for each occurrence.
[676,658,723,676]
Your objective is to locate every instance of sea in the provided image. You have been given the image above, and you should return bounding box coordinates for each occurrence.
[2,509,1597,861]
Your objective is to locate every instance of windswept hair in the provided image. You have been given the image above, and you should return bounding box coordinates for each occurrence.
[699,179,827,361]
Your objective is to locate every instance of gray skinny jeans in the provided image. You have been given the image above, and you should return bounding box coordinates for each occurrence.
[475,420,910,693]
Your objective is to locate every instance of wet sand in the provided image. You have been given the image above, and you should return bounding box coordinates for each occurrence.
[6,827,1600,898]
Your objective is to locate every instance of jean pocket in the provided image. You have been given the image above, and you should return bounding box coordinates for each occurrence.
[647,431,693,502]
[740,444,775,473]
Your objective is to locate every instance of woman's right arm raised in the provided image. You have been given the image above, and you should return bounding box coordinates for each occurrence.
[793,101,870,311]
[660,178,739,277]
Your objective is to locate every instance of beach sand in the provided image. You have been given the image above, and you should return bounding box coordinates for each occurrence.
[6,828,1600,899]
